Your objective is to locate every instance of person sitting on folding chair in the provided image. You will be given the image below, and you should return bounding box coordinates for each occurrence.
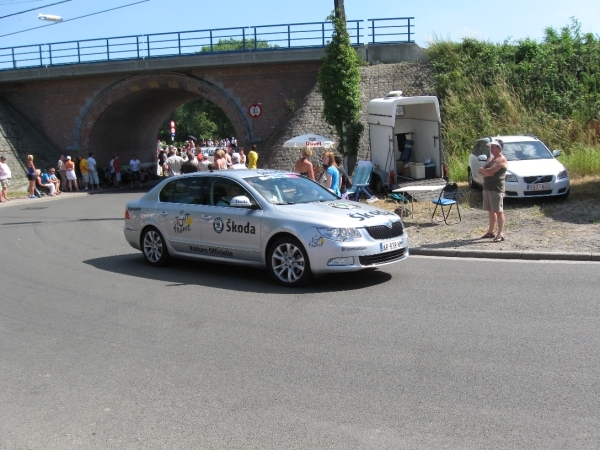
[35,169,55,196]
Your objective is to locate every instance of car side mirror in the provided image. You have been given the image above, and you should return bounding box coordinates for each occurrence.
[230,195,259,209]
[552,150,561,157]
[478,155,488,162]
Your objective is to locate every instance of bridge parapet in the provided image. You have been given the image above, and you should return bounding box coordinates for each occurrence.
[0,17,414,72]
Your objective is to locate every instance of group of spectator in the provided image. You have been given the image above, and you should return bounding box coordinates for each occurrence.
[199,137,237,148]
[293,147,350,198]
[4,153,102,200]
[55,154,100,192]
[157,140,259,177]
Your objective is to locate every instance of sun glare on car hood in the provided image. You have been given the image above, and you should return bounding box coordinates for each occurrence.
[273,201,400,226]
[507,159,566,176]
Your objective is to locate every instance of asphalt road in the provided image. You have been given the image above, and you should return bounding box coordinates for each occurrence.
[1,191,599,449]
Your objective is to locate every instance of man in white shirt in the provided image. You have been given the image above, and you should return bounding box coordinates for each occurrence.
[230,153,246,170]
[0,155,12,202]
[129,155,141,188]
[166,149,183,177]
[86,153,99,189]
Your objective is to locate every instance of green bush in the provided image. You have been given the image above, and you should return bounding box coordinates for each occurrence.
[427,19,600,181]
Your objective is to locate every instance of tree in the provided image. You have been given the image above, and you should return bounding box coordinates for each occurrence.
[317,9,363,162]
[158,99,235,143]
[200,38,276,53]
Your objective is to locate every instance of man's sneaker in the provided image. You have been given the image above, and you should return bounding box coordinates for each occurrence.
[84,187,88,191]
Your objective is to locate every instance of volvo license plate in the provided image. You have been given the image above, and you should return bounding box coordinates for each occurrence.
[527,182,550,191]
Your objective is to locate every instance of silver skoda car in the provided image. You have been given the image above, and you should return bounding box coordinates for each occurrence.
[124,170,408,286]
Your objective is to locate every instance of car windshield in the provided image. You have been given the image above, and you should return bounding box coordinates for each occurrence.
[245,173,339,204]
[502,141,553,161]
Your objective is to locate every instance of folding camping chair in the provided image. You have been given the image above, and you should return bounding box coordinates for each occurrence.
[431,183,461,225]
[346,160,376,201]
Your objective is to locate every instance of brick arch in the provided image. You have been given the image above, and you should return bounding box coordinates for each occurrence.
[75,72,254,165]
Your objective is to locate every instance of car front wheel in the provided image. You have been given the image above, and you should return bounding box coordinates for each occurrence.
[267,236,312,287]
[142,227,171,266]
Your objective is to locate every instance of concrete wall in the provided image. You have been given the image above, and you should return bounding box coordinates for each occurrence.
[0,97,60,185]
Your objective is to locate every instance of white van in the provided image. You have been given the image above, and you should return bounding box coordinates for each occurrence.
[367,92,446,191]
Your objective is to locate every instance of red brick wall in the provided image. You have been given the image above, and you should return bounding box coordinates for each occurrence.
[0,61,320,166]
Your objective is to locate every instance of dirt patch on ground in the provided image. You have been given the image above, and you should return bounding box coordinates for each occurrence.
[366,177,600,254]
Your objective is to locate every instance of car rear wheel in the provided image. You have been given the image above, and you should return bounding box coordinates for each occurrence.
[267,236,312,287]
[371,175,384,193]
[468,168,480,190]
[142,227,171,266]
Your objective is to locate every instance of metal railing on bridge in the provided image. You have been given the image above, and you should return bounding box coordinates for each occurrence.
[0,17,414,71]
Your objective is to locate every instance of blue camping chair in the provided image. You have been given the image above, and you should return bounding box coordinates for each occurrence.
[346,160,376,201]
[431,183,461,224]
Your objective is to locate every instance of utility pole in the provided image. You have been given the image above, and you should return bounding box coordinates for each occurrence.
[334,0,345,19]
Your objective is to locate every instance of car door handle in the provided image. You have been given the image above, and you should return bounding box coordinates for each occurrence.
[159,211,169,216]
[202,215,212,220]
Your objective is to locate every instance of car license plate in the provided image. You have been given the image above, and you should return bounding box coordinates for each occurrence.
[380,239,403,253]
[527,182,550,191]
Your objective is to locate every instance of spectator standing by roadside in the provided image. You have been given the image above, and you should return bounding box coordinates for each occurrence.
[129,154,141,187]
[478,139,508,242]
[188,152,200,171]
[166,149,183,176]
[57,155,67,192]
[225,146,233,169]
[79,155,90,191]
[158,149,168,177]
[65,156,79,192]
[248,145,258,169]
[112,155,122,189]
[334,155,350,199]
[87,153,99,189]
[26,154,37,198]
[321,151,341,196]
[294,147,315,180]
[180,152,198,173]
[0,155,11,202]
[238,147,247,166]
[75,155,83,189]
[230,153,246,170]
[214,149,227,170]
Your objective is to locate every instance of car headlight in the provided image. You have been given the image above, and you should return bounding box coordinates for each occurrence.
[317,227,362,242]
[557,170,568,180]
[505,173,518,183]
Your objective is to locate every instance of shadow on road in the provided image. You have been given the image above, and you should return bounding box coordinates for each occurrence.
[84,253,393,295]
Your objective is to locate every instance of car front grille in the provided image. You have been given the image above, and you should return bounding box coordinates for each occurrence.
[523,175,553,184]
[359,248,406,266]
[364,222,404,240]
[523,190,553,196]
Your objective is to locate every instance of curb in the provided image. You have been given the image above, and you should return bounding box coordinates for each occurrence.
[410,248,600,262]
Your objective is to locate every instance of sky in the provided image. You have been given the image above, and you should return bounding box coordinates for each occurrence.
[1,0,599,50]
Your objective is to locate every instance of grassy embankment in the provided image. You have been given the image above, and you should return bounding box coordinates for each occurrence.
[426,20,600,183]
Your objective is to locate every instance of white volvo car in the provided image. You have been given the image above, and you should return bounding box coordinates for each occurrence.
[124,170,409,286]
[468,135,570,199]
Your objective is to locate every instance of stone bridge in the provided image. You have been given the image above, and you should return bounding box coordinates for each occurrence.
[0,43,429,175]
